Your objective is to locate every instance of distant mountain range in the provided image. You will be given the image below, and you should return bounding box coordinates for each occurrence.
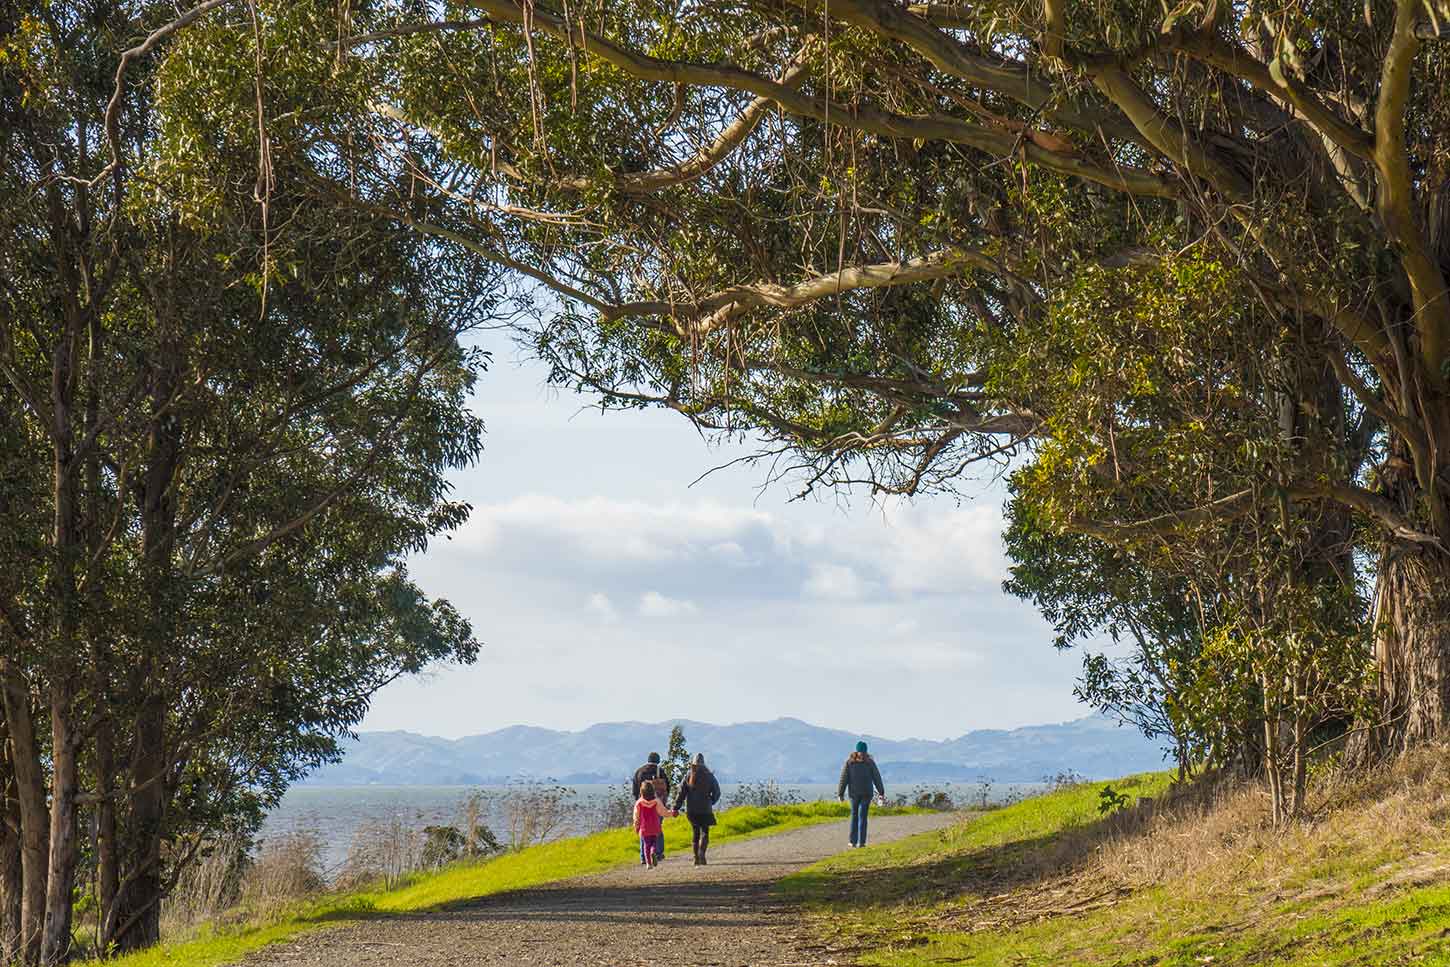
[302,715,1167,786]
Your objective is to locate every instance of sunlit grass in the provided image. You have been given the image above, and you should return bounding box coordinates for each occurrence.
[108,800,895,967]
[782,765,1450,967]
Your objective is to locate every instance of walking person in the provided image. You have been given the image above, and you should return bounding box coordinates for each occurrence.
[633,780,674,868]
[672,753,722,865]
[631,752,672,864]
[837,740,885,848]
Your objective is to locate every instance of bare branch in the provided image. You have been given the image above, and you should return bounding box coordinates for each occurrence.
[1091,65,1251,198]
[608,247,1022,335]
[833,0,1136,142]
[554,56,814,194]
[1071,481,1445,549]
[85,0,236,192]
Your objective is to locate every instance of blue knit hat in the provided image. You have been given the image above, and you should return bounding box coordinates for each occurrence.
[855,741,868,753]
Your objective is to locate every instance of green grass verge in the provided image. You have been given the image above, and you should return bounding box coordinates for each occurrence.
[781,774,1450,967]
[109,800,896,967]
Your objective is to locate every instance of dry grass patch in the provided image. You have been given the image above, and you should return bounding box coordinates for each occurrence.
[786,750,1450,966]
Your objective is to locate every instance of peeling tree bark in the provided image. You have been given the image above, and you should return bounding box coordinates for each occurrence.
[1372,542,1450,750]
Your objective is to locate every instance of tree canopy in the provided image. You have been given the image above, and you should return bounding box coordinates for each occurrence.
[6,0,1450,957]
[284,0,1450,756]
[293,0,1450,800]
[2,3,489,962]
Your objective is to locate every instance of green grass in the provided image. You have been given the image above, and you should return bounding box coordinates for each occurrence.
[781,774,1450,967]
[782,773,1171,912]
[108,800,889,967]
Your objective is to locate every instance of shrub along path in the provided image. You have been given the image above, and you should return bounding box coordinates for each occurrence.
[242,812,957,967]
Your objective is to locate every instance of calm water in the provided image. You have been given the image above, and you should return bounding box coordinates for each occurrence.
[260,780,1041,873]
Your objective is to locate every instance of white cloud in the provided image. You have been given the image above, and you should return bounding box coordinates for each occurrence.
[802,563,869,600]
[708,541,751,564]
[888,639,986,670]
[639,590,698,618]
[453,494,782,565]
[586,592,618,623]
[868,500,1009,595]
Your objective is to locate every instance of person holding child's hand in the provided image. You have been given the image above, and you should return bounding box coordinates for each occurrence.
[672,753,722,866]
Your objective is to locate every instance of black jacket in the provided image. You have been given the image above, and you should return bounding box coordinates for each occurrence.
[672,768,722,821]
[631,762,671,800]
[838,753,885,800]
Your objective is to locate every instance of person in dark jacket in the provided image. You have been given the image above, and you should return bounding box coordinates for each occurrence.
[837,741,885,847]
[631,752,671,863]
[672,753,722,866]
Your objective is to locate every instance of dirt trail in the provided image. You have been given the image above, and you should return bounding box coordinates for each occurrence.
[243,812,957,967]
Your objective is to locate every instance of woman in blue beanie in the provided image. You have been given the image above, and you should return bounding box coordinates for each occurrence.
[836,740,885,847]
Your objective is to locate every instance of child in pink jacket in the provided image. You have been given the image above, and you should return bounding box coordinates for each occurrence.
[633,783,675,867]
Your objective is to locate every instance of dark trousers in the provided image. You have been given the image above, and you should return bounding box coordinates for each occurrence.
[849,795,872,846]
[690,818,710,855]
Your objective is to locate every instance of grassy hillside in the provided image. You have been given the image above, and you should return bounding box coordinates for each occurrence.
[782,753,1450,966]
[112,801,887,967]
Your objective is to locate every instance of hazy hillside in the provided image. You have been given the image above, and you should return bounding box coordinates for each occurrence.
[303,715,1166,785]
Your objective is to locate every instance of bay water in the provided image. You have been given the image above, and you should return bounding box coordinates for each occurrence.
[260,780,1042,874]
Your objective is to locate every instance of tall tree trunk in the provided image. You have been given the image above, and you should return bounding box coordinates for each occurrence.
[41,683,79,966]
[1,719,24,964]
[0,672,48,967]
[40,307,83,966]
[107,691,164,954]
[1372,542,1450,750]
[82,308,122,955]
[94,723,118,954]
[107,334,183,955]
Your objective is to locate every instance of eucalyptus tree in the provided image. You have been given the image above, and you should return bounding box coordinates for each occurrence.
[314,0,1450,752]
[2,3,490,961]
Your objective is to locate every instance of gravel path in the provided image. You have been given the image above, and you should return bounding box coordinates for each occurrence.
[244,812,958,967]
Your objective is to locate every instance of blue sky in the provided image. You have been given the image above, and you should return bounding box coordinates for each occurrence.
[360,329,1091,740]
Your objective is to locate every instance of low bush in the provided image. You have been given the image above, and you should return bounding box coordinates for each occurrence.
[727,780,804,807]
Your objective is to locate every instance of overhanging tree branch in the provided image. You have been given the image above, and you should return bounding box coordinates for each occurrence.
[460,0,1177,197]
[608,247,1018,335]
[1374,0,1450,382]
[1171,31,1374,162]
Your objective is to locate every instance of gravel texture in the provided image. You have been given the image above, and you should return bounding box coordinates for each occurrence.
[242,812,958,967]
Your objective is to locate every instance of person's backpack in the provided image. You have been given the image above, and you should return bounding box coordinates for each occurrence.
[639,762,667,799]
